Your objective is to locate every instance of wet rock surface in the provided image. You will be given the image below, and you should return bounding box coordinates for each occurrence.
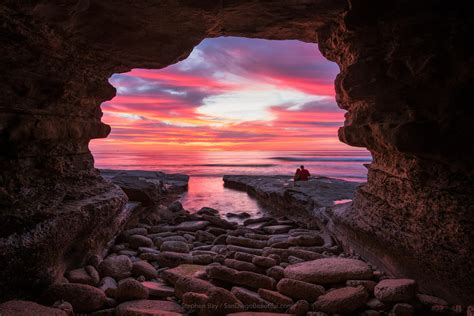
[3,202,462,315]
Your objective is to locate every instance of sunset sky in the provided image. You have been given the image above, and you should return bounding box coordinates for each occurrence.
[90,37,352,152]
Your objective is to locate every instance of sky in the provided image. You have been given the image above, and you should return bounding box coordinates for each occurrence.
[90,37,353,152]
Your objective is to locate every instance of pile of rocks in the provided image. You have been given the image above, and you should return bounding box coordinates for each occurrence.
[0,205,467,315]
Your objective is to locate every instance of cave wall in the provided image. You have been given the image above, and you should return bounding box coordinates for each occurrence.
[317,1,474,304]
[1,0,473,304]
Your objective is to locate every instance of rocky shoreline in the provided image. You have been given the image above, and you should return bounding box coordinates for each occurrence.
[0,171,468,315]
[0,205,460,315]
[223,175,358,227]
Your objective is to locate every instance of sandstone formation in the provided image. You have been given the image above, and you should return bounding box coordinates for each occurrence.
[315,2,474,305]
[1,0,473,305]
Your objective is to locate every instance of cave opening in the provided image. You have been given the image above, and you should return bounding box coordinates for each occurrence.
[90,37,371,214]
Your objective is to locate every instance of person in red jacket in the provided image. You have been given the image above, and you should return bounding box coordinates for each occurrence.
[299,165,310,181]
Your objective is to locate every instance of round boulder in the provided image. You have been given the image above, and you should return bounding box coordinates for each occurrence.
[276,278,325,302]
[44,283,106,313]
[312,286,369,314]
[98,255,132,280]
[284,258,373,284]
[160,241,190,253]
[115,278,149,302]
[128,234,153,249]
[65,265,100,286]
[374,279,417,303]
[131,260,158,279]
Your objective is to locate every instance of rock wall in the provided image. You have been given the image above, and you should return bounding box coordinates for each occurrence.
[1,0,473,304]
[316,1,474,304]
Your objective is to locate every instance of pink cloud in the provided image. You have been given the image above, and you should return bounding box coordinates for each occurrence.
[92,37,355,152]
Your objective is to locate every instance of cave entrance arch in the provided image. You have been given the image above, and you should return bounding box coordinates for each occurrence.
[1,1,473,305]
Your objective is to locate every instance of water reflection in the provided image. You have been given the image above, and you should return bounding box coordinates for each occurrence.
[179,176,268,220]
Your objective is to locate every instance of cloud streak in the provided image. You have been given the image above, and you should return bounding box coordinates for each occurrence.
[91,37,352,152]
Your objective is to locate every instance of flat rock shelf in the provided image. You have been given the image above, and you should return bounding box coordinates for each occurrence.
[223,175,359,226]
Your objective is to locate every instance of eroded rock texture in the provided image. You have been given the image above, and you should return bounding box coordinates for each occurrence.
[1,0,473,305]
[317,1,474,305]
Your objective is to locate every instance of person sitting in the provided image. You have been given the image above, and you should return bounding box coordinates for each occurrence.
[299,165,310,181]
[294,168,301,181]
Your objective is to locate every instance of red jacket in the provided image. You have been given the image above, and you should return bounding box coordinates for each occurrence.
[299,168,310,181]
[295,169,310,181]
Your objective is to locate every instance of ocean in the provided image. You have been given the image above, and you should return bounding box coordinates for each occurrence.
[92,150,371,216]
